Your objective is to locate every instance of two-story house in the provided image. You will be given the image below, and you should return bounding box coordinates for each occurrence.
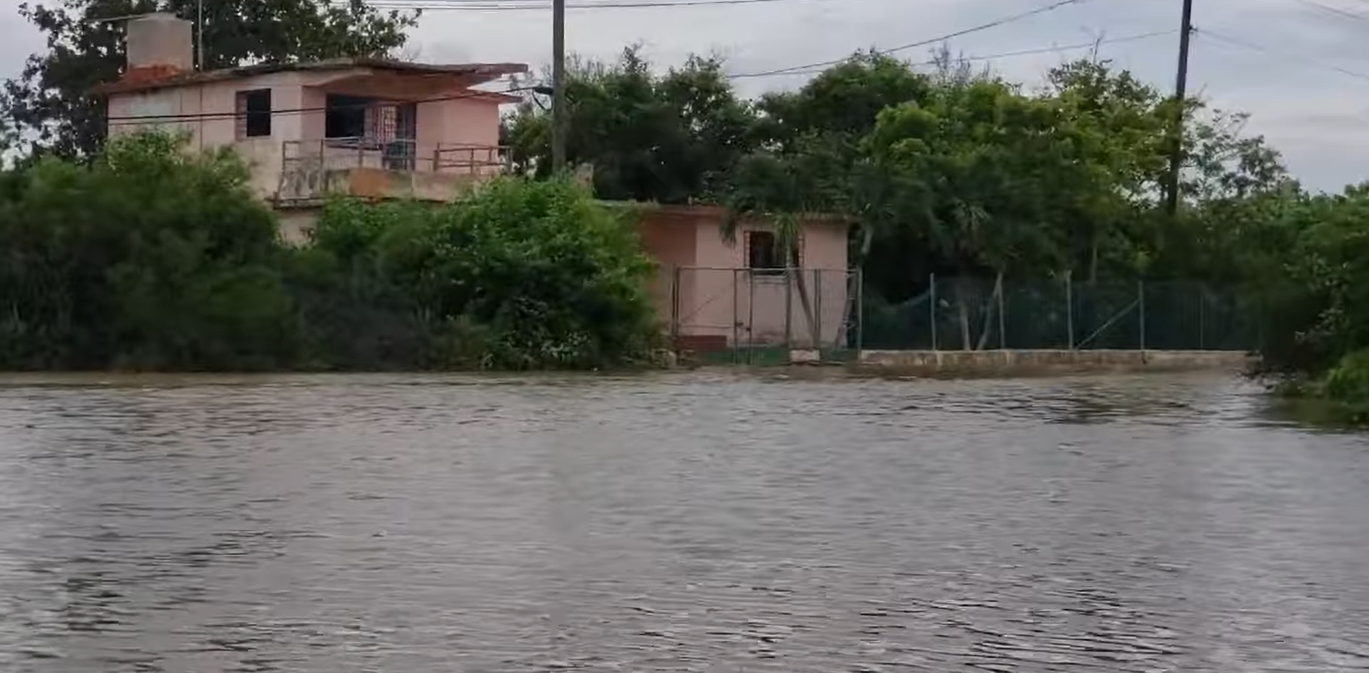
[94,13,854,354]
[96,12,527,241]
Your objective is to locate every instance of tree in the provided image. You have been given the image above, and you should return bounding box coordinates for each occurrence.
[0,131,297,370]
[504,46,758,203]
[1,0,416,159]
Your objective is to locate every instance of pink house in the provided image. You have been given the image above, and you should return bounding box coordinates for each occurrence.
[97,12,525,241]
[96,14,854,352]
[637,205,853,351]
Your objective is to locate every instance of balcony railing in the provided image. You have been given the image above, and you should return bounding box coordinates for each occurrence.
[277,137,510,203]
[282,137,510,175]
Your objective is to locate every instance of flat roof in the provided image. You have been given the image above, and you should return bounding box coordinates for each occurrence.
[93,58,528,95]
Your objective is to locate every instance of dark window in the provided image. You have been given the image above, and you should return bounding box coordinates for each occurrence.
[236,89,271,138]
[746,231,800,273]
[325,94,372,140]
[747,231,780,270]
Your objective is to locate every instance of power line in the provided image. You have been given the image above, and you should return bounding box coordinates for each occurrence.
[351,0,823,10]
[1201,28,1369,83]
[104,31,1173,124]
[729,0,1093,79]
[106,82,535,125]
[1291,0,1369,23]
[759,29,1176,78]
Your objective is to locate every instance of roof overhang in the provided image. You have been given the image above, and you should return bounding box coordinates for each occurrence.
[91,58,528,96]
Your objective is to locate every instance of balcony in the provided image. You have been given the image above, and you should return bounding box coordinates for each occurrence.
[276,137,510,204]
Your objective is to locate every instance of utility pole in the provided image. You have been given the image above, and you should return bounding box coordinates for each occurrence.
[196,0,204,70]
[1165,0,1195,218]
[551,0,567,173]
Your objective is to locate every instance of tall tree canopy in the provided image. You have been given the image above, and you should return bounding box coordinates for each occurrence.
[504,46,757,203]
[1,0,416,158]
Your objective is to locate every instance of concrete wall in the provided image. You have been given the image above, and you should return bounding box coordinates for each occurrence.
[639,215,698,333]
[636,206,852,349]
[856,349,1256,376]
[420,95,502,147]
[107,70,505,204]
[109,71,324,200]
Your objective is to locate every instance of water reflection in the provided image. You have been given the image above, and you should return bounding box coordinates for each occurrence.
[1,372,1367,671]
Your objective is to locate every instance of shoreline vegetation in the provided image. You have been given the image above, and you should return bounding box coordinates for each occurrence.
[0,0,1366,419]
[0,134,663,372]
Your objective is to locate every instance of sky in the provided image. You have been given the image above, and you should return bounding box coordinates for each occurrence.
[2,0,1367,191]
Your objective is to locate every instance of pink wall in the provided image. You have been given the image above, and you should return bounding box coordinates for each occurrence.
[108,71,327,199]
[639,215,699,333]
[639,207,852,349]
[107,70,508,200]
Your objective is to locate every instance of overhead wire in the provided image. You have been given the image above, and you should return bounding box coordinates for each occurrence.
[107,0,1167,123]
[1200,28,1369,84]
[348,0,826,10]
[1290,0,1369,23]
[758,29,1176,78]
[728,0,1093,78]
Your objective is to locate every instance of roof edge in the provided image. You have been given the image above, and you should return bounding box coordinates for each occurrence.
[92,58,529,96]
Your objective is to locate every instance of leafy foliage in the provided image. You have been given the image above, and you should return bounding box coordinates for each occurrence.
[298,177,660,370]
[0,133,660,371]
[0,132,294,370]
[504,46,757,203]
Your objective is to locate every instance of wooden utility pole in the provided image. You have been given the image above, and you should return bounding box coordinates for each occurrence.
[197,0,204,70]
[551,0,567,173]
[1166,0,1195,217]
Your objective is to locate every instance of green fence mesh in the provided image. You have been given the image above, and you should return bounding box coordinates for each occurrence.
[857,276,1255,352]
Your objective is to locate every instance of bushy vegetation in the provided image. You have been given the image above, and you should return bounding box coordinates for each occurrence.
[292,179,659,370]
[0,133,659,371]
[504,46,1369,408]
[8,31,1369,393]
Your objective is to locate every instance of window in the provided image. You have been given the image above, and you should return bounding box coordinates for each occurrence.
[746,231,800,273]
[325,94,373,140]
[236,89,272,138]
[747,231,780,270]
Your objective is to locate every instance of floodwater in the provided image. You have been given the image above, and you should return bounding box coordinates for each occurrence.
[0,372,1366,672]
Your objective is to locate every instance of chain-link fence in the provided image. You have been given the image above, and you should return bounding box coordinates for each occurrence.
[667,267,861,361]
[861,274,1257,352]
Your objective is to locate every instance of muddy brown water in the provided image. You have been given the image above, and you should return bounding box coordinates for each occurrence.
[1,372,1366,672]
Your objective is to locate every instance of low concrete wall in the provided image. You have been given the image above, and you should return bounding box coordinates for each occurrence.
[853,349,1255,376]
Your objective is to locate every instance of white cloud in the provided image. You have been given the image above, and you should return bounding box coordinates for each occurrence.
[2,0,1366,189]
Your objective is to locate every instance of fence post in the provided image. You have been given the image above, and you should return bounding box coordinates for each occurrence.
[929,273,938,351]
[732,268,740,365]
[1066,270,1075,350]
[1198,284,1206,350]
[784,267,794,350]
[670,265,681,347]
[997,278,1007,350]
[747,268,757,364]
[856,269,864,360]
[815,269,824,350]
[1138,278,1147,352]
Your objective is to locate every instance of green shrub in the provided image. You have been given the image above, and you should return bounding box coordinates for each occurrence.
[300,177,660,370]
[0,132,298,370]
[0,133,662,372]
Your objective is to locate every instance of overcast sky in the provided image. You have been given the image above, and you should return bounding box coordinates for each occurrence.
[2,0,1367,190]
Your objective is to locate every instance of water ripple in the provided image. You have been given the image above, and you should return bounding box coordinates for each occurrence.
[0,371,1366,671]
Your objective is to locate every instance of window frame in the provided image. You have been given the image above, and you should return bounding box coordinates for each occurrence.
[236,88,273,139]
[745,230,801,277]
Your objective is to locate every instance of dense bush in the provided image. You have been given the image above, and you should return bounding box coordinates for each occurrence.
[0,133,297,370]
[295,178,660,370]
[0,133,660,372]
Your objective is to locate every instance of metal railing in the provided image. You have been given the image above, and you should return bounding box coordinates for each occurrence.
[280,138,509,175]
[277,137,510,202]
[667,267,861,359]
